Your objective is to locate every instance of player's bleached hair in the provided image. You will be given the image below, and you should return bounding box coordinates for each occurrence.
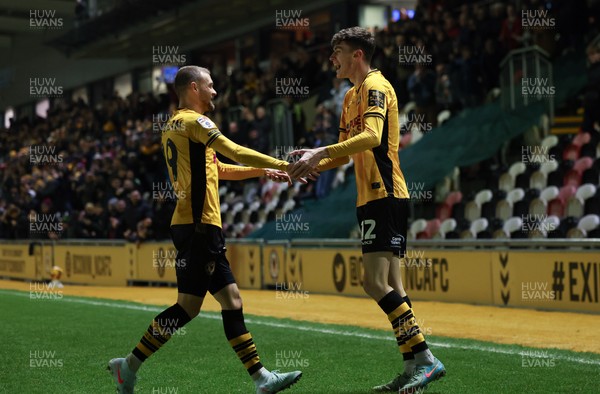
[331,27,375,64]
[174,66,210,97]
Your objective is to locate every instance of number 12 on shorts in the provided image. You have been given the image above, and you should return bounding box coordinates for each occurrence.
[360,219,376,241]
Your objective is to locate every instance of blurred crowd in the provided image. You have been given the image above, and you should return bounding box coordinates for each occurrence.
[373,0,594,128]
[1,0,598,240]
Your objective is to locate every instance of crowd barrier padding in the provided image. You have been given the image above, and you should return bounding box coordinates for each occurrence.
[0,240,597,313]
[0,242,39,280]
[136,242,178,283]
[53,242,136,286]
[262,243,287,287]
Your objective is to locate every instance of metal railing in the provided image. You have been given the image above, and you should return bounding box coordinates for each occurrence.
[283,238,599,250]
[6,238,599,250]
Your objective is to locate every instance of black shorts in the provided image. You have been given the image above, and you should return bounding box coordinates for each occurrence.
[356,197,408,256]
[170,223,236,297]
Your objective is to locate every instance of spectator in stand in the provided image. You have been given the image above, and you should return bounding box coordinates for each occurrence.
[75,202,105,238]
[247,128,269,154]
[432,29,453,64]
[444,14,460,40]
[453,46,482,108]
[330,78,351,118]
[312,103,338,199]
[254,106,271,150]
[408,64,438,127]
[499,4,523,51]
[0,204,28,239]
[121,190,153,242]
[583,43,600,134]
[225,121,247,147]
[435,63,458,113]
[480,38,503,94]
[107,199,127,239]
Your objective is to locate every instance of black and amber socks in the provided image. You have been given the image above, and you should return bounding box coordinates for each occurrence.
[222,308,264,376]
[128,303,192,371]
[378,291,430,364]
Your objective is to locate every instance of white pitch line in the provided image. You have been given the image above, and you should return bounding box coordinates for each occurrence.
[3,289,600,366]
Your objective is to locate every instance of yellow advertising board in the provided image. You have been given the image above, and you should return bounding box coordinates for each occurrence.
[0,242,38,280]
[262,244,287,288]
[53,243,136,286]
[293,248,494,304]
[288,248,365,296]
[491,251,600,313]
[401,250,493,304]
[136,242,178,283]
[226,243,262,289]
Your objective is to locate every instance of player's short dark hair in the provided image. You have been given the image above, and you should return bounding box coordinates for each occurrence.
[331,27,375,64]
[174,66,210,98]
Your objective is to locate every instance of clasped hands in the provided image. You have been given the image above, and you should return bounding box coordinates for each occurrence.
[264,147,329,185]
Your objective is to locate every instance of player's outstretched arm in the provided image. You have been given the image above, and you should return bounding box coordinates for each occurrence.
[210,133,289,171]
[216,158,293,185]
[288,116,383,178]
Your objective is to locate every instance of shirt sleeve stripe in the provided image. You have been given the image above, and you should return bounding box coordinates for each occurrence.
[206,132,222,147]
[364,112,386,121]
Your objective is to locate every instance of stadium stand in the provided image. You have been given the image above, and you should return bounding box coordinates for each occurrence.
[1,0,599,242]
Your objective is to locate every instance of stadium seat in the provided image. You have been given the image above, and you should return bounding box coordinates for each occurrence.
[494,216,522,238]
[462,218,488,239]
[541,135,558,150]
[409,219,427,240]
[556,216,578,237]
[566,183,597,218]
[567,214,600,238]
[563,132,591,161]
[530,160,558,190]
[465,189,493,221]
[564,157,593,187]
[435,167,460,204]
[434,218,457,239]
[417,219,441,239]
[499,162,526,192]
[529,186,559,216]
[548,185,576,217]
[219,185,228,197]
[244,222,255,235]
[496,188,525,220]
[220,202,229,213]
[529,215,560,238]
[232,201,244,214]
[515,164,538,190]
[436,191,462,220]
[400,131,412,148]
[437,110,451,126]
[282,199,296,213]
[248,200,261,212]
[410,125,425,145]
[469,218,487,235]
[480,191,499,220]
[514,188,538,218]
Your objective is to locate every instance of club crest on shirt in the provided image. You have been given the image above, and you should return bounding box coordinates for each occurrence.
[368,90,385,109]
[197,116,216,130]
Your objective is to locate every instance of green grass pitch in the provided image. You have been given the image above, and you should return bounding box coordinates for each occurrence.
[1,289,599,393]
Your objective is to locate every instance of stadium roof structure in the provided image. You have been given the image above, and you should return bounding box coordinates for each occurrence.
[47,0,341,59]
[0,0,74,50]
